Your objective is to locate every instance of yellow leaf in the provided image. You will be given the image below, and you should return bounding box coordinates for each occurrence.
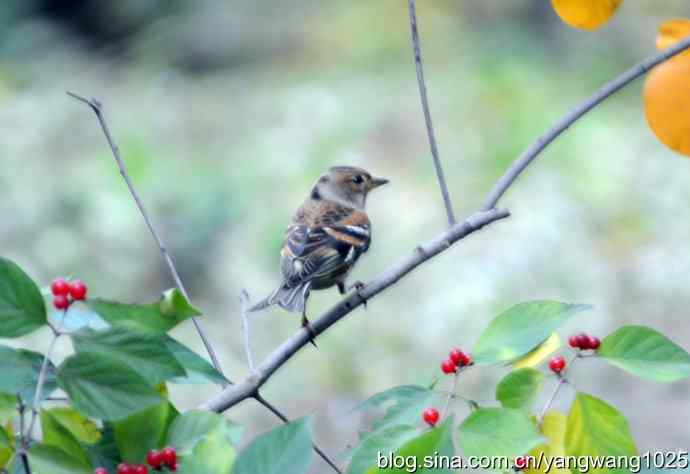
[644,58,690,157]
[526,411,569,474]
[551,0,622,31]
[513,333,561,369]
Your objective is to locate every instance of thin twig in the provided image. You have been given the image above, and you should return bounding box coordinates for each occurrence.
[537,353,578,426]
[483,35,690,211]
[69,92,341,474]
[66,91,225,379]
[240,289,256,373]
[16,396,31,474]
[254,393,343,474]
[26,330,60,439]
[442,372,459,418]
[200,208,510,412]
[407,0,456,227]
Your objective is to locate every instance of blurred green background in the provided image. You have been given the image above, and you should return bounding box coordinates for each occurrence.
[1,0,689,470]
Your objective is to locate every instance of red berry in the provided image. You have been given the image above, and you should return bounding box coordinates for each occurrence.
[161,447,177,467]
[441,359,456,374]
[53,294,70,310]
[514,456,527,470]
[568,334,580,348]
[586,335,601,350]
[95,468,109,474]
[422,407,440,426]
[463,353,473,366]
[117,464,135,474]
[51,278,70,296]
[69,280,88,300]
[133,465,148,474]
[576,334,590,349]
[549,355,566,373]
[449,349,464,366]
[146,450,164,469]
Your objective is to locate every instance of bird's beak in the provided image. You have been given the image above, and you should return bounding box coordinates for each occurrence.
[370,177,390,189]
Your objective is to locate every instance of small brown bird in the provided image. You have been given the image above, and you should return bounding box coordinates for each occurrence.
[250,166,389,343]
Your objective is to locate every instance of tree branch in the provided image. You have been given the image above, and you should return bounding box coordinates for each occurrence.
[68,92,342,473]
[66,91,225,379]
[482,35,690,211]
[200,207,509,412]
[407,0,456,226]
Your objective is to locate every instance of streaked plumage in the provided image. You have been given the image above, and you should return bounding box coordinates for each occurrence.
[250,166,388,342]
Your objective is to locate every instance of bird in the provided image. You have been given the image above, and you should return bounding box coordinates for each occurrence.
[250,165,389,345]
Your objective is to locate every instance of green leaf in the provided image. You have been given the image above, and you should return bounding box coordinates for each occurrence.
[114,399,175,463]
[346,425,419,474]
[27,443,93,474]
[57,352,163,421]
[0,257,46,337]
[159,288,203,320]
[71,328,186,384]
[0,425,10,449]
[163,336,228,385]
[177,428,237,474]
[473,301,590,364]
[232,417,312,474]
[0,424,11,469]
[598,325,690,382]
[458,408,545,459]
[86,425,119,473]
[355,385,437,432]
[366,417,455,474]
[496,368,544,411]
[167,410,242,457]
[0,392,16,425]
[41,409,92,467]
[565,392,637,474]
[44,408,101,445]
[0,345,57,402]
[87,289,201,334]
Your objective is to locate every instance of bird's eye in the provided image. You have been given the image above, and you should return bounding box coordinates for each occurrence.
[352,175,364,184]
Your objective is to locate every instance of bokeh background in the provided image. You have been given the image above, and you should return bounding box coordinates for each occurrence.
[1,0,689,470]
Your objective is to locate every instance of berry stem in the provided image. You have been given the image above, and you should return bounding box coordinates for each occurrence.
[442,371,459,418]
[26,311,68,440]
[537,353,578,427]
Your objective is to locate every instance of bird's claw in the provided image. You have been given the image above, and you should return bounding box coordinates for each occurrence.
[349,281,367,309]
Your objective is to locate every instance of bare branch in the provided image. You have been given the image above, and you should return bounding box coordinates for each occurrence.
[240,289,256,373]
[483,36,690,211]
[407,0,456,226]
[67,91,225,378]
[200,208,510,412]
[69,92,342,473]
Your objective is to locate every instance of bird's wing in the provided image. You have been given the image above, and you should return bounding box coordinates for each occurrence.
[280,203,371,286]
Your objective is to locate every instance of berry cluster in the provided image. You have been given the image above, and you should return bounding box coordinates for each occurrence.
[568,333,601,351]
[440,348,473,374]
[93,447,177,474]
[50,278,88,310]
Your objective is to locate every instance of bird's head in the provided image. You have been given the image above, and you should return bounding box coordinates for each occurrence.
[312,166,389,209]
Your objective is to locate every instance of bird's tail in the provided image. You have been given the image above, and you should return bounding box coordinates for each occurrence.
[248,282,311,314]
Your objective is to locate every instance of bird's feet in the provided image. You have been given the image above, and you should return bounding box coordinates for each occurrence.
[301,312,318,349]
[348,281,367,309]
